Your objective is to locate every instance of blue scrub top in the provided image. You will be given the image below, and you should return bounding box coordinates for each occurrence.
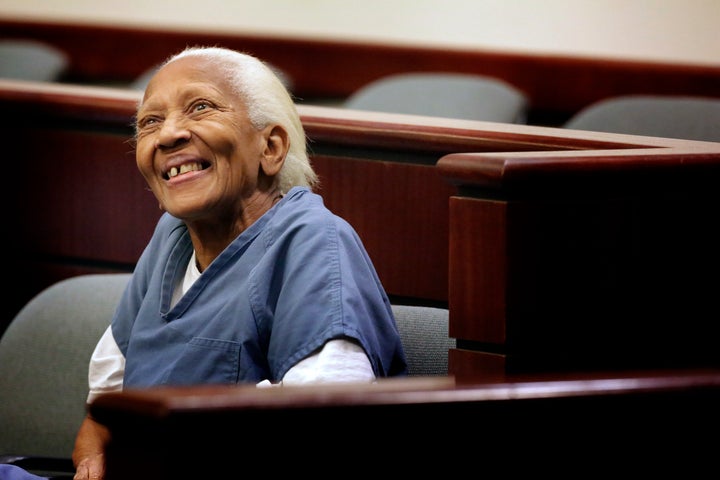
[113,186,408,387]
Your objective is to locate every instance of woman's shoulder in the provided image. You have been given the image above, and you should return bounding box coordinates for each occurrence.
[154,212,187,233]
[279,187,350,228]
[144,213,188,251]
[269,188,364,254]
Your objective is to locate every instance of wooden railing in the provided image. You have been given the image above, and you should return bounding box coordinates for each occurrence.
[3,78,720,380]
[90,368,720,478]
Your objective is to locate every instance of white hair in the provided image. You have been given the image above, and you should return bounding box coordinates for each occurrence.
[145,46,318,193]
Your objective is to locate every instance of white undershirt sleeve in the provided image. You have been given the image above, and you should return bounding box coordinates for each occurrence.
[86,325,125,404]
[278,338,375,385]
[88,325,373,396]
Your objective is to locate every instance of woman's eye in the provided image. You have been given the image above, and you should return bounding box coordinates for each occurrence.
[137,117,158,129]
[193,102,210,113]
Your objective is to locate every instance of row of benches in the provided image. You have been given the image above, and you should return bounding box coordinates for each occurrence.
[2,18,719,125]
[4,77,720,382]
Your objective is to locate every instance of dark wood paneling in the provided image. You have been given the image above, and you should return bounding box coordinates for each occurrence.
[13,128,160,262]
[313,155,453,301]
[5,80,524,331]
[5,79,720,381]
[440,145,720,377]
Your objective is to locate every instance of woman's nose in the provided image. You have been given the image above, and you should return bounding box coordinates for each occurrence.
[155,116,191,149]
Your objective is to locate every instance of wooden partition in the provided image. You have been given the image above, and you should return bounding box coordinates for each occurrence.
[440,137,720,378]
[4,79,547,328]
[3,79,720,382]
[4,79,459,324]
[89,369,720,478]
[2,18,719,124]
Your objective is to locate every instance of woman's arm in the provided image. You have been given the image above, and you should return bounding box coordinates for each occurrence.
[72,414,110,480]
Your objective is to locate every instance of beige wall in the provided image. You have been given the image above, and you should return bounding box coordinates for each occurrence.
[1,0,718,66]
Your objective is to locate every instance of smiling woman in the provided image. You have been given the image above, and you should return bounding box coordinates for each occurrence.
[67,46,408,480]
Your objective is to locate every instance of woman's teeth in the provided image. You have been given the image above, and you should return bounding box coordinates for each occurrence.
[168,162,202,178]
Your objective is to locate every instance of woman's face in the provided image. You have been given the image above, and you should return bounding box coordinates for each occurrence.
[134,56,282,223]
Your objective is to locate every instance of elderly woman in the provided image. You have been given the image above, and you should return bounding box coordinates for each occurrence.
[71,46,407,480]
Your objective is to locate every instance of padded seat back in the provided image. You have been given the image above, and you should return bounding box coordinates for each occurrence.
[391,304,455,376]
[344,72,529,123]
[0,274,131,458]
[0,40,69,81]
[564,95,720,142]
[0,273,454,460]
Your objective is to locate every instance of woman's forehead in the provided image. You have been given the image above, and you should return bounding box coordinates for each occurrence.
[152,57,220,87]
[143,57,236,104]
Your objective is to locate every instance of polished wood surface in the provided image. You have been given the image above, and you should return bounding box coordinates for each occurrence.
[90,369,720,477]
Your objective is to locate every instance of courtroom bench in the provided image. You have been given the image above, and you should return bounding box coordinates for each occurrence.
[3,79,720,381]
[2,18,719,125]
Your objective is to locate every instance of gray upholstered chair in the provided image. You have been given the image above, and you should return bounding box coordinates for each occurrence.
[564,95,720,142]
[0,274,453,477]
[0,273,131,465]
[0,40,69,82]
[343,72,529,123]
[392,304,454,376]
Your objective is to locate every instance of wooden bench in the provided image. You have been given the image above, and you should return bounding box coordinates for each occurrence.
[2,18,719,125]
[3,78,720,381]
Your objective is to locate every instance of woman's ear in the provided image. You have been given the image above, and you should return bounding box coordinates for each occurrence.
[260,125,289,177]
